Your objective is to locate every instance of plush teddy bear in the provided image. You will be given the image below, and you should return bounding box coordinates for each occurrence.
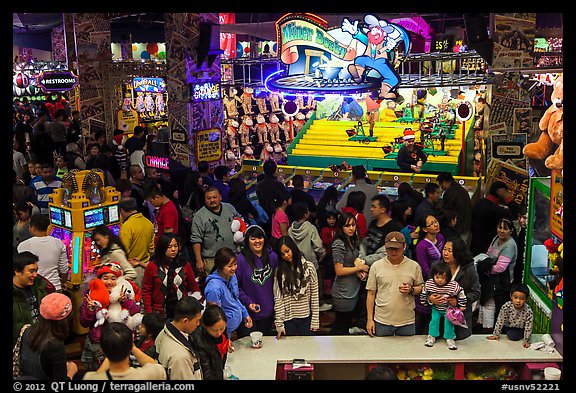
[268,113,281,143]
[225,119,239,149]
[107,276,143,330]
[293,111,306,135]
[260,143,273,162]
[241,146,255,162]
[231,216,247,244]
[88,278,111,328]
[523,76,563,170]
[255,113,269,144]
[240,87,255,115]
[239,116,253,147]
[272,143,287,165]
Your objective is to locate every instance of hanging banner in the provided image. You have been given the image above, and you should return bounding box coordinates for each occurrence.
[219,13,237,59]
[550,169,563,239]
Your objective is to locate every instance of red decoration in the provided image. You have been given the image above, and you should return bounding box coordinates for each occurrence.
[544,238,559,253]
[146,43,159,55]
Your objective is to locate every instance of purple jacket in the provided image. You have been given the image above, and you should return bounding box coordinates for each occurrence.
[79,293,141,343]
[235,248,279,320]
[414,233,445,314]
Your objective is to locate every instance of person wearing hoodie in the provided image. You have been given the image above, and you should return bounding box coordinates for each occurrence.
[204,247,253,339]
[287,202,330,312]
[155,297,204,380]
[235,225,279,336]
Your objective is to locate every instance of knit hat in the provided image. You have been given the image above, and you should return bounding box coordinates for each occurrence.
[403,128,415,140]
[40,293,72,321]
[384,231,406,249]
[97,261,123,278]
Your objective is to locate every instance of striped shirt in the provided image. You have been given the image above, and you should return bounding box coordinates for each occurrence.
[420,279,466,312]
[30,176,62,214]
[493,301,534,342]
[273,259,319,333]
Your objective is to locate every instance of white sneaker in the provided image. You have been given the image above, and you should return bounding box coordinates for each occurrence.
[446,339,457,350]
[425,335,436,347]
[319,303,333,312]
[348,327,368,335]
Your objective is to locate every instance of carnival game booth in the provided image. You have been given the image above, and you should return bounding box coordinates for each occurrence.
[232,163,481,203]
[47,169,121,334]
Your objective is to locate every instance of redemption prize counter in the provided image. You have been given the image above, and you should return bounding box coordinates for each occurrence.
[47,169,121,334]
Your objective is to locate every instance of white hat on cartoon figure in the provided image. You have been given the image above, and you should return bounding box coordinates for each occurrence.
[364,14,394,32]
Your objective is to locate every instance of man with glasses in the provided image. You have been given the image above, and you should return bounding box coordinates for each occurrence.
[365,231,423,337]
[396,128,428,173]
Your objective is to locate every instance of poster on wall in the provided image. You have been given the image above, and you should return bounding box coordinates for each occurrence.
[485,158,529,211]
[550,169,563,239]
[195,128,222,163]
[116,109,139,134]
[492,14,536,69]
[490,133,527,170]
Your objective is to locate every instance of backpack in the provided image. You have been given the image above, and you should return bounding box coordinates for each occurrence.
[251,200,269,226]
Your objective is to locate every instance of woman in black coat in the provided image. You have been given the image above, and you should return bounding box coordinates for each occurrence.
[429,237,481,340]
[189,304,231,380]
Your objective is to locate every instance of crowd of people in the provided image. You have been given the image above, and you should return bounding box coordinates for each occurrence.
[13,109,533,380]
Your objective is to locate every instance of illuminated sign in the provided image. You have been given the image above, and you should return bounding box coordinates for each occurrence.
[190,80,221,102]
[133,77,166,93]
[195,128,222,162]
[84,208,104,229]
[145,154,170,171]
[49,206,73,229]
[37,70,78,92]
[433,35,454,53]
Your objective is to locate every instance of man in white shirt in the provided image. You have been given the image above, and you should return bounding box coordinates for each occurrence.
[17,213,68,292]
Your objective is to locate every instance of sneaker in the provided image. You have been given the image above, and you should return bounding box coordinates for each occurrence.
[446,339,457,350]
[319,303,333,312]
[425,335,436,347]
[348,327,368,335]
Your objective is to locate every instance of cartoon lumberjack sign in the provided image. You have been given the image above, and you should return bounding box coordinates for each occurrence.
[341,14,410,100]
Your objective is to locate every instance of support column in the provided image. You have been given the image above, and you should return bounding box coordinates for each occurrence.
[164,13,223,168]
[63,13,112,139]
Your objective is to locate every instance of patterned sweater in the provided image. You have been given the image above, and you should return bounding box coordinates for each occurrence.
[420,279,467,312]
[493,301,534,342]
[273,259,319,333]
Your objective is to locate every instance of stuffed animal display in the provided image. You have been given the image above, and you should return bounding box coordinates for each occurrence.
[231,217,247,244]
[88,278,111,328]
[239,116,253,147]
[268,113,281,143]
[255,114,269,144]
[523,75,563,170]
[107,276,143,330]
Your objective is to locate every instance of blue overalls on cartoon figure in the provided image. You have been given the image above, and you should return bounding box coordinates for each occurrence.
[341,14,410,100]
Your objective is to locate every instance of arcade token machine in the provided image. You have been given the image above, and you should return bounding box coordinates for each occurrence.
[47,169,122,334]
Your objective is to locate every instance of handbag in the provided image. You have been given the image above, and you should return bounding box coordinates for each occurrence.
[13,324,30,379]
[181,193,196,222]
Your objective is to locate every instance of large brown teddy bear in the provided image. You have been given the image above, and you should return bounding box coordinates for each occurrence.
[523,76,563,170]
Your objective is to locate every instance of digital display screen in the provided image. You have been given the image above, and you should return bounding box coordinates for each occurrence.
[84,208,104,229]
[107,205,119,223]
[64,210,72,229]
[50,207,63,226]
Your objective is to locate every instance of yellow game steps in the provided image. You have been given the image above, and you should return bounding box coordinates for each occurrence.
[291,144,460,163]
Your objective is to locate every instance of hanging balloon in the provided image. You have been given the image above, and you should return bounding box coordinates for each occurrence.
[14,72,30,88]
[140,51,150,59]
[146,43,159,54]
[132,44,138,52]
[236,42,243,55]
[244,45,251,54]
[158,51,166,59]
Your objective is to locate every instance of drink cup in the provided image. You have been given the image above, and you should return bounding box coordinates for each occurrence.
[250,331,263,348]
[544,367,561,380]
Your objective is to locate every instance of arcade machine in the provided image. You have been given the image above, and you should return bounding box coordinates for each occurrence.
[523,174,563,357]
[47,169,122,334]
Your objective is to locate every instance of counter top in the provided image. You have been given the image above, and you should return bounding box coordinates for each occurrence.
[226,334,562,380]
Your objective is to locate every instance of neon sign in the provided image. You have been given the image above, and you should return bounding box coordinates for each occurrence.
[145,154,170,171]
[37,70,78,92]
[191,80,221,102]
[132,77,166,93]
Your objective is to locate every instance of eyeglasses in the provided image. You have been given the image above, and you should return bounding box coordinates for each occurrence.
[425,220,439,227]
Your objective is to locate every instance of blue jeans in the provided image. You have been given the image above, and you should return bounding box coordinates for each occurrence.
[284,316,314,336]
[374,321,415,337]
[428,307,455,340]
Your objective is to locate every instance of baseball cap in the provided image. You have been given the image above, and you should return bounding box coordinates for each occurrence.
[385,231,405,249]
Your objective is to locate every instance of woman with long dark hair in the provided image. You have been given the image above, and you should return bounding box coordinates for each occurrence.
[316,185,339,228]
[273,236,319,338]
[330,212,369,335]
[91,224,137,281]
[235,225,279,336]
[141,233,201,319]
[428,237,480,341]
[341,191,367,239]
[204,247,253,339]
[19,293,78,380]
